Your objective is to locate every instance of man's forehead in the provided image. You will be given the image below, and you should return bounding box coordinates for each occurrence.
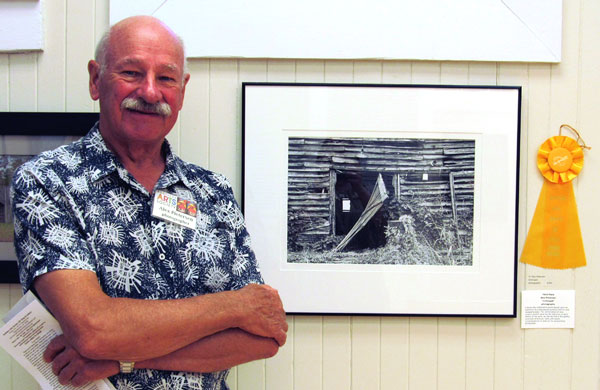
[114,57,181,72]
[108,20,183,61]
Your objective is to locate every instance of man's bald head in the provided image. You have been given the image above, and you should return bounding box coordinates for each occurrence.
[95,16,188,79]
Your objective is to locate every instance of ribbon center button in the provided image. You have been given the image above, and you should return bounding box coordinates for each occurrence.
[548,147,573,173]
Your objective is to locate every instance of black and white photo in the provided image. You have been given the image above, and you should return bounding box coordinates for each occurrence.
[287,136,475,266]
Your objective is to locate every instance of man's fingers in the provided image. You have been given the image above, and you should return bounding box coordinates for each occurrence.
[57,361,77,385]
[71,366,93,387]
[43,334,66,363]
[71,360,119,387]
[51,348,75,376]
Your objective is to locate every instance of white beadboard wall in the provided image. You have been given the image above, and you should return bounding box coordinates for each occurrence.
[1,0,600,389]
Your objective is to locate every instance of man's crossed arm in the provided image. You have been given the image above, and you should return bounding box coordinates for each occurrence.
[34,269,288,386]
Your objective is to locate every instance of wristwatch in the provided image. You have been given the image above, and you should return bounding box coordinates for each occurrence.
[119,361,135,374]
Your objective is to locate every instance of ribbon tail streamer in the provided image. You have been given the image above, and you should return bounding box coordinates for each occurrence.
[520,181,586,269]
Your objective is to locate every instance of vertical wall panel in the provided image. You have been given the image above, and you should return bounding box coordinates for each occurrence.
[408,318,438,389]
[93,0,110,113]
[294,316,323,390]
[465,319,495,390]
[179,60,211,166]
[0,55,8,109]
[382,62,412,84]
[353,61,382,83]
[65,0,95,111]
[322,316,351,390]
[167,109,182,156]
[266,60,296,82]
[208,60,241,196]
[437,318,466,390]
[380,317,409,390]
[411,62,441,84]
[9,54,37,110]
[440,62,469,85]
[236,360,265,390]
[37,0,66,111]
[467,63,497,85]
[324,61,354,83]
[239,59,268,84]
[351,317,380,390]
[295,60,325,83]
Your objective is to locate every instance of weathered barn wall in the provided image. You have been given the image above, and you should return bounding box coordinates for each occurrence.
[287,137,475,248]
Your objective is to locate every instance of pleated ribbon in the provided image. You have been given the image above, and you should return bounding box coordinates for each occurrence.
[520,125,590,269]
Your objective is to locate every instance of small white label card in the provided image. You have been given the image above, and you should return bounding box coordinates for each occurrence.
[521,290,575,329]
[152,190,197,229]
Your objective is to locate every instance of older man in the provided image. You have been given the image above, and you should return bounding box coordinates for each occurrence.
[12,16,287,389]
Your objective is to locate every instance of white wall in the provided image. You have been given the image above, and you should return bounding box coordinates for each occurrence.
[1,0,599,389]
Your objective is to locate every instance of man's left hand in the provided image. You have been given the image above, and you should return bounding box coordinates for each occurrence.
[44,335,119,387]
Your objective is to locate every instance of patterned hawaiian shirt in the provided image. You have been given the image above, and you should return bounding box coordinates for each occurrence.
[11,124,263,390]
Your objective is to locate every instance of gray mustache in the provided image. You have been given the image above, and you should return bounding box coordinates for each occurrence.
[121,98,172,117]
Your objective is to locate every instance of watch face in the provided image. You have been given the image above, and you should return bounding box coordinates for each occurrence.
[119,361,135,373]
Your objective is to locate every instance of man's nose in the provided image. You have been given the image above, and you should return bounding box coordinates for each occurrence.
[137,75,161,103]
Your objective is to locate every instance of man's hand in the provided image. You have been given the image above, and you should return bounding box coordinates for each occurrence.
[237,284,288,346]
[43,335,118,387]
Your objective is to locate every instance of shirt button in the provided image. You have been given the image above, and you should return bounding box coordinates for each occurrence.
[158,253,166,260]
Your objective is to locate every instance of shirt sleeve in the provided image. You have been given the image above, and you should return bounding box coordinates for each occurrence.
[11,161,96,294]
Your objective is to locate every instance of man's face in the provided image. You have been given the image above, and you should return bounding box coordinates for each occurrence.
[89,21,189,147]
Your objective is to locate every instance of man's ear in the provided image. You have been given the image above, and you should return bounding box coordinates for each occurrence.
[181,73,190,98]
[88,60,101,101]
[176,73,191,111]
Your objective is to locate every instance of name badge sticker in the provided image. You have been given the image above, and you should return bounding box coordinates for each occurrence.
[152,190,197,229]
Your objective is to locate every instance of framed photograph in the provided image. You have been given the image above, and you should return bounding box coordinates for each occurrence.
[243,83,521,317]
[0,112,98,283]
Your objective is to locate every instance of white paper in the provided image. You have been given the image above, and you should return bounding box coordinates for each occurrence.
[0,291,115,390]
[110,0,562,62]
[521,290,575,329]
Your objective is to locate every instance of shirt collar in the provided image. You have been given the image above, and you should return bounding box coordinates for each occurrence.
[81,123,188,191]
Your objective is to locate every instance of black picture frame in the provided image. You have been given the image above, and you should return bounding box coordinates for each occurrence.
[243,83,521,316]
[0,112,98,283]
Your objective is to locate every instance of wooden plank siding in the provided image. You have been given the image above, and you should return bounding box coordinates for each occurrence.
[287,137,474,248]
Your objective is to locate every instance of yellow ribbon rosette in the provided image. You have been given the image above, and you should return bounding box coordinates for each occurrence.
[520,125,590,269]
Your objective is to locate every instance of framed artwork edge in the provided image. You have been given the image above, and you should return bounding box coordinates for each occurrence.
[0,112,99,284]
[242,82,521,317]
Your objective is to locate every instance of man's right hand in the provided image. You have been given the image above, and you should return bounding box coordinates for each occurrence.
[236,284,288,346]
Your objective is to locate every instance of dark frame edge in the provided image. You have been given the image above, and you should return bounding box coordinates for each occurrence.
[241,82,522,318]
